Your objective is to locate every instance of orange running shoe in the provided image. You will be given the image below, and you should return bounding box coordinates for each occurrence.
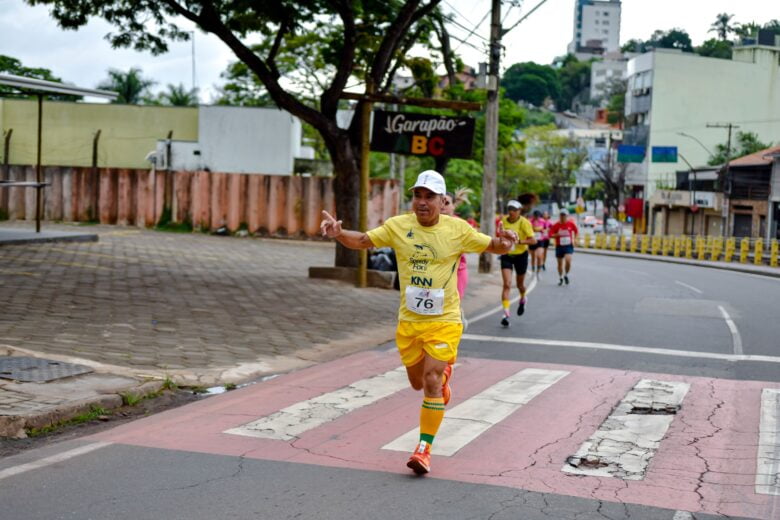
[407,441,432,474]
[442,364,453,406]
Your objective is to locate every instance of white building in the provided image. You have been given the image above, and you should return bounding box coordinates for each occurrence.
[567,0,621,58]
[590,51,633,104]
[153,106,312,175]
[622,38,780,206]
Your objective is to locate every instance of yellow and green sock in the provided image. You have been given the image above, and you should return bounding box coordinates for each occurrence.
[419,396,446,445]
[502,299,510,318]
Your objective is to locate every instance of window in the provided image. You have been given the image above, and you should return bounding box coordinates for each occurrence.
[603,29,609,34]
[604,11,610,16]
[603,20,609,25]
[595,20,600,24]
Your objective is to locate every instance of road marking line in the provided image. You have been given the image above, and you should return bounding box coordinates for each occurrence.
[674,280,703,294]
[468,276,537,325]
[0,442,112,482]
[563,379,690,480]
[224,367,410,441]
[461,334,780,364]
[718,305,743,355]
[673,511,693,520]
[382,368,569,456]
[756,388,780,496]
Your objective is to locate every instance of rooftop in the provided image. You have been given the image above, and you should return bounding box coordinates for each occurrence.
[729,145,780,167]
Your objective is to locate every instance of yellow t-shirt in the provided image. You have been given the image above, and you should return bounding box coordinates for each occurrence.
[367,213,492,323]
[501,215,534,255]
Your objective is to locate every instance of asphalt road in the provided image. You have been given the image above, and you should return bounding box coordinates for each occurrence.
[1,253,778,520]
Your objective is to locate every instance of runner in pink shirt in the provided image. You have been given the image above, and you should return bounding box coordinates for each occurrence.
[441,188,473,301]
[529,210,550,275]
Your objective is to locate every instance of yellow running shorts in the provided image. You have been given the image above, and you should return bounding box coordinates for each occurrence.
[395,321,463,367]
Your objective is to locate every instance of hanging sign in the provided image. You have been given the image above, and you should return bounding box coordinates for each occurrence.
[370,111,475,159]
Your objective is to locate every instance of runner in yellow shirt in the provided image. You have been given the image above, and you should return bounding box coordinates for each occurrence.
[499,199,537,327]
[320,170,518,475]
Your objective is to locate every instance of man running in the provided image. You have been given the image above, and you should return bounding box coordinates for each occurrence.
[499,199,536,327]
[320,170,518,475]
[529,210,546,275]
[550,209,579,285]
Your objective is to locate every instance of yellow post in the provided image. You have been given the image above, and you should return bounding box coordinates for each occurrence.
[609,234,618,251]
[673,236,681,257]
[630,234,639,253]
[649,235,658,255]
[710,237,722,262]
[620,235,628,252]
[739,238,750,263]
[640,235,649,255]
[771,239,779,267]
[685,236,693,259]
[724,237,735,262]
[697,236,706,261]
[754,238,764,265]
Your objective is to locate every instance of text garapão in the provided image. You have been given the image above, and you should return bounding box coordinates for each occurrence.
[383,114,461,138]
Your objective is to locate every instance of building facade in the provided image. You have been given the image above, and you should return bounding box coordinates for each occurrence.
[622,39,780,235]
[568,0,621,58]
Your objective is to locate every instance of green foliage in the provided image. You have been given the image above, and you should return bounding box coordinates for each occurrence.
[523,124,587,204]
[98,67,155,105]
[556,56,592,110]
[734,22,762,39]
[26,406,109,437]
[584,181,605,201]
[146,83,199,106]
[708,131,772,166]
[0,55,82,101]
[621,29,693,53]
[605,80,626,126]
[121,392,142,406]
[161,376,177,391]
[709,13,736,41]
[503,62,561,106]
[696,38,733,60]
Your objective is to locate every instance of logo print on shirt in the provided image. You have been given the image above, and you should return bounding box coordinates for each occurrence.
[407,229,414,238]
[408,243,437,273]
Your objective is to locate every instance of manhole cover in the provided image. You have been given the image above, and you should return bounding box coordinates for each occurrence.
[0,356,93,382]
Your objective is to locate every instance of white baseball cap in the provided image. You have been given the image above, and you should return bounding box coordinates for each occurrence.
[560,209,569,215]
[410,170,446,195]
[507,200,522,210]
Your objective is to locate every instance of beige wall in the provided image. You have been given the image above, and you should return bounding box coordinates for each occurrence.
[0,99,198,169]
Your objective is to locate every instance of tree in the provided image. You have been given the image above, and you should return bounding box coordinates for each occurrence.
[621,39,646,54]
[734,22,761,39]
[588,143,628,215]
[555,56,592,111]
[497,145,548,204]
[523,125,586,205]
[763,20,780,35]
[0,55,81,101]
[216,54,276,107]
[146,83,199,106]
[97,68,155,105]
[696,38,733,60]
[605,79,626,126]
[503,62,561,106]
[648,28,693,52]
[708,131,772,166]
[33,0,452,268]
[709,13,735,41]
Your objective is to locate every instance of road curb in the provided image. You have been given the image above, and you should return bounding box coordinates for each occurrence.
[0,380,164,439]
[577,248,780,278]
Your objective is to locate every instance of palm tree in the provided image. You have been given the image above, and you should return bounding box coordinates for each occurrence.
[709,13,735,41]
[159,83,199,106]
[734,21,761,39]
[97,68,155,104]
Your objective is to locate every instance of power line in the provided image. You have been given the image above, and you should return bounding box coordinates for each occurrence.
[452,9,491,53]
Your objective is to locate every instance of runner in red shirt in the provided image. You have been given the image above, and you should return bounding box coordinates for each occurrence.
[549,209,579,286]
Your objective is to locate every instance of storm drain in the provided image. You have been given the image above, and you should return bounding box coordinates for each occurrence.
[0,356,93,382]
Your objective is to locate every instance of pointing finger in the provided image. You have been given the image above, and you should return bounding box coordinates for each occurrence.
[321,210,335,222]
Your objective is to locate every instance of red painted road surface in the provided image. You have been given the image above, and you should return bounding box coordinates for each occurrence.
[90,350,780,519]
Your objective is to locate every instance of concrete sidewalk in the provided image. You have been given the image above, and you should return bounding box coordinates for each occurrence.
[0,223,504,438]
[577,247,780,278]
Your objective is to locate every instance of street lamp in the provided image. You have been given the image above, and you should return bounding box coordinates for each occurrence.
[676,132,714,160]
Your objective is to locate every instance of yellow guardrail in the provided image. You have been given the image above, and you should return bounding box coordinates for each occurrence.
[579,232,777,268]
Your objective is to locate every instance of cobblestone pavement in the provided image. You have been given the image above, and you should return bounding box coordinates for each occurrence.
[0,224,503,385]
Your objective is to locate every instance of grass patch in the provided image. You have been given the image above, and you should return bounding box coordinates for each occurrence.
[161,376,178,391]
[190,386,209,394]
[155,220,193,233]
[26,406,109,437]
[120,392,143,406]
[224,382,237,391]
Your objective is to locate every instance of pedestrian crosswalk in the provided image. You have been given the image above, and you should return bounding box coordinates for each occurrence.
[93,350,780,519]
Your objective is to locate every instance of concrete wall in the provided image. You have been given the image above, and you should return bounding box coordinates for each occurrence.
[0,99,198,169]
[198,106,300,175]
[0,166,399,237]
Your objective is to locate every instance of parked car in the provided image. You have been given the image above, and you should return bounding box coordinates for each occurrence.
[605,218,621,234]
[583,215,598,228]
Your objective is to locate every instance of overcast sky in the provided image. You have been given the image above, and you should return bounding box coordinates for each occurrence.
[0,0,774,103]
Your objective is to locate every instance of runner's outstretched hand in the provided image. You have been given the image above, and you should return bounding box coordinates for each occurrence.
[320,210,343,238]
[496,221,519,244]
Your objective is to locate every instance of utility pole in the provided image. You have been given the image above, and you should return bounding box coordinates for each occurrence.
[478,0,502,273]
[707,122,739,236]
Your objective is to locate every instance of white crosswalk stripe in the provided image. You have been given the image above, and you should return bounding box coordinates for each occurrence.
[382,368,569,456]
[756,388,780,495]
[562,379,690,480]
[224,366,409,440]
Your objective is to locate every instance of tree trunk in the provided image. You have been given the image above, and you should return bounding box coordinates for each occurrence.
[326,133,361,268]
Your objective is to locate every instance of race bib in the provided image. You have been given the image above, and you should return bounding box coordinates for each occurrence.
[534,232,542,240]
[559,235,572,246]
[405,286,445,315]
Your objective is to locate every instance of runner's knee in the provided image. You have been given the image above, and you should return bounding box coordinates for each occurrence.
[422,368,444,396]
